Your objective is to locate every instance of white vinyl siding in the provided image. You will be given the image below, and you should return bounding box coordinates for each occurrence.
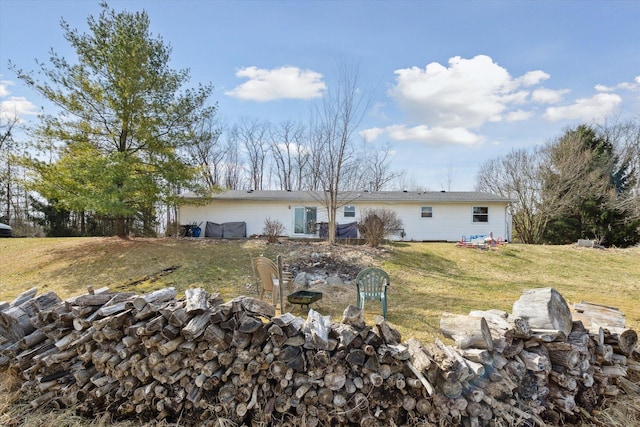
[179,193,511,242]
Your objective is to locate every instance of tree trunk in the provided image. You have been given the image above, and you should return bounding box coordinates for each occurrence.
[116,216,127,238]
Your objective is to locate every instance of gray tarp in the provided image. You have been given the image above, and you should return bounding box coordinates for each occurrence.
[205,222,223,238]
[222,222,246,238]
[337,222,358,239]
[204,221,246,239]
[318,222,358,239]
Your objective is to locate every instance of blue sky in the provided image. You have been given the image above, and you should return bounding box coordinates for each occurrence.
[1,0,639,190]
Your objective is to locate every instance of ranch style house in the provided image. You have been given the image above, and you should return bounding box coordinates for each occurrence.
[177,190,513,242]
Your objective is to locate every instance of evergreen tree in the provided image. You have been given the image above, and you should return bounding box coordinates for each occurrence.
[12,2,214,237]
[543,125,639,246]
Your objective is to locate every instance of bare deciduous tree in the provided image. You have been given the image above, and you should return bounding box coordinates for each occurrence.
[438,161,458,192]
[478,122,639,245]
[223,133,242,190]
[359,142,404,191]
[188,114,225,191]
[231,117,270,190]
[233,117,270,190]
[270,120,305,191]
[540,128,615,217]
[476,148,548,243]
[309,62,370,244]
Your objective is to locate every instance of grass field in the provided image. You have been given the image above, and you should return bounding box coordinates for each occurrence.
[1,237,638,344]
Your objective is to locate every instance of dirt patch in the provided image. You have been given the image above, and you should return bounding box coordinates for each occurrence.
[268,240,392,312]
[280,239,391,281]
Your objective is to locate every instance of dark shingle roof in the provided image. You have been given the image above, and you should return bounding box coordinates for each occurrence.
[179,190,514,203]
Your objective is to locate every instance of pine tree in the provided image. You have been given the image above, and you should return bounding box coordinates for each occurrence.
[12,2,215,237]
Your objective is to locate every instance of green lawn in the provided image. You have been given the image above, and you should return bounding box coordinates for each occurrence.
[1,237,638,344]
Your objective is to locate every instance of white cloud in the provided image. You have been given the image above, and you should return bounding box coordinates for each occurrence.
[595,77,640,93]
[0,80,11,97]
[366,55,557,147]
[225,66,326,101]
[360,127,386,142]
[518,70,550,87]
[531,87,570,104]
[388,55,550,129]
[0,97,39,120]
[506,110,533,122]
[0,79,39,120]
[544,93,621,122]
[595,84,612,92]
[369,101,388,120]
[364,124,483,146]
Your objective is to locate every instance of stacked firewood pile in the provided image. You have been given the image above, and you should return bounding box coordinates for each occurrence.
[1,285,638,426]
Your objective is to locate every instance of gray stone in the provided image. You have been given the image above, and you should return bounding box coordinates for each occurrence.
[294,272,309,287]
[326,275,344,286]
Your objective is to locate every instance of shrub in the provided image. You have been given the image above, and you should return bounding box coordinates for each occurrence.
[263,217,285,243]
[358,208,403,248]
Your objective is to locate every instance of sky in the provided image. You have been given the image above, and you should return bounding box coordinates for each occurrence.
[1,0,639,191]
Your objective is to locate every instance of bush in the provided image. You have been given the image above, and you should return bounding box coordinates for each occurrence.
[263,217,285,243]
[358,208,403,248]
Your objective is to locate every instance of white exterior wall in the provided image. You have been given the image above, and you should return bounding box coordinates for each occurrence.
[349,202,510,242]
[179,200,329,237]
[179,199,511,242]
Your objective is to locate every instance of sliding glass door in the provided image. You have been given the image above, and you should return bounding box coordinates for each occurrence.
[294,207,317,235]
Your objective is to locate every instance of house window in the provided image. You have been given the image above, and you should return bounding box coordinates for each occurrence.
[421,206,433,218]
[344,205,355,218]
[473,207,489,222]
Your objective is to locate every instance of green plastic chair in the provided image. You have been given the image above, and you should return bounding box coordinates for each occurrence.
[355,267,390,319]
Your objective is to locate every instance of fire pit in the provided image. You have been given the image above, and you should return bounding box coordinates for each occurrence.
[287,290,323,311]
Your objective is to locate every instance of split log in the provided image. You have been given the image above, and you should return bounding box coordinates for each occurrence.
[603,326,637,355]
[181,312,210,341]
[305,309,332,350]
[548,348,581,370]
[74,293,116,307]
[512,287,573,336]
[132,287,177,311]
[572,301,626,329]
[469,309,531,339]
[0,291,62,342]
[374,315,401,345]
[342,305,366,329]
[405,338,432,372]
[185,288,208,314]
[10,287,38,307]
[241,297,276,319]
[406,361,435,396]
[440,312,493,351]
